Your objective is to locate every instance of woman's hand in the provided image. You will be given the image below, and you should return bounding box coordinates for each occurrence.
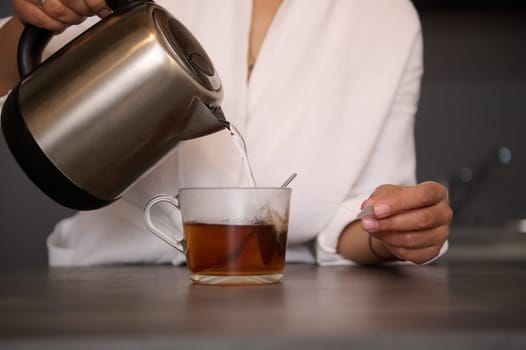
[12,0,111,32]
[360,181,453,264]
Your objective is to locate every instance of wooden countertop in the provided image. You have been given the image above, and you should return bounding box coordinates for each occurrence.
[1,259,525,349]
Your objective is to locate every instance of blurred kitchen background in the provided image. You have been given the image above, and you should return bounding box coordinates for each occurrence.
[1,0,525,267]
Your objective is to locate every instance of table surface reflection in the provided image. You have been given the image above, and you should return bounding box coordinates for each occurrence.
[1,259,525,349]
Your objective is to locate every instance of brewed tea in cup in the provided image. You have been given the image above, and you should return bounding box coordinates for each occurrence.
[144,187,291,285]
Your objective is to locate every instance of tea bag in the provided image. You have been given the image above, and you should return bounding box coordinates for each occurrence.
[265,206,287,234]
[253,206,287,266]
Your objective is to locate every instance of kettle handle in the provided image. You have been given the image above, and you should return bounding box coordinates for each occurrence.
[17,0,155,78]
[17,24,51,78]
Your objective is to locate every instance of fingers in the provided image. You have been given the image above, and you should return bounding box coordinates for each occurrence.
[360,181,452,265]
[12,0,110,32]
[361,195,451,264]
[369,227,446,264]
[40,0,87,25]
[389,245,443,265]
[371,224,449,250]
[79,0,112,17]
[13,0,64,32]
[363,181,448,219]
[57,0,93,17]
[362,217,450,263]
[361,200,453,233]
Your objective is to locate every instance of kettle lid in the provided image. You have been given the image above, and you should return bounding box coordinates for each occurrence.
[153,9,221,92]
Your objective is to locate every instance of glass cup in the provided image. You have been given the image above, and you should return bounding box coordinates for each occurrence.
[144,187,291,285]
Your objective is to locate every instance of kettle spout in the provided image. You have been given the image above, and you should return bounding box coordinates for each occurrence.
[178,97,229,140]
[209,105,230,130]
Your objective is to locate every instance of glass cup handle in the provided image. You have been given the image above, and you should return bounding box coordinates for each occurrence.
[143,194,185,254]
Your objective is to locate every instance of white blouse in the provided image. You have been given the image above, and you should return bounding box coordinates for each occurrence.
[1,0,447,266]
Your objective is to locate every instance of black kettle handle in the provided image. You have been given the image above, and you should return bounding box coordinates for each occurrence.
[17,25,51,78]
[17,0,155,78]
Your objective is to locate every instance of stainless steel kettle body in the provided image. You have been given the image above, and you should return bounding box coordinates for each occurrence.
[1,0,228,210]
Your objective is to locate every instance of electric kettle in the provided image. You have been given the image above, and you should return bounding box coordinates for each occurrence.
[1,0,228,210]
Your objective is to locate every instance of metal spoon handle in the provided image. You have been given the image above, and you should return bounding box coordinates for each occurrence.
[280,173,297,188]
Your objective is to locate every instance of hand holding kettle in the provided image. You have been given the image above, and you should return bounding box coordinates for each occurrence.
[12,0,112,32]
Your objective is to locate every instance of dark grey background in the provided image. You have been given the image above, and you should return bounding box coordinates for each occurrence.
[414,0,526,227]
[1,1,525,267]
